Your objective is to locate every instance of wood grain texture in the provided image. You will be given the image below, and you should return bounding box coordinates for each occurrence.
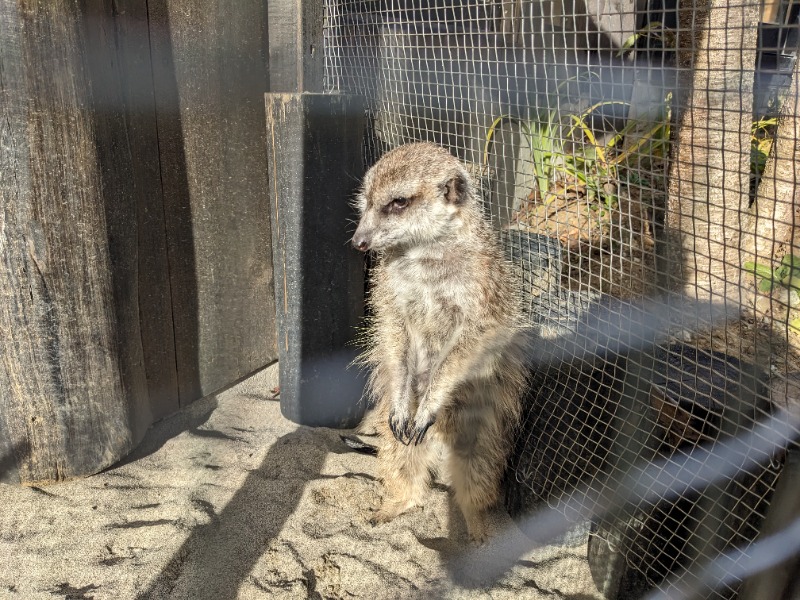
[1,0,277,483]
[267,0,325,92]
[148,0,277,404]
[267,0,300,92]
[0,0,135,483]
[266,93,366,428]
[81,0,180,426]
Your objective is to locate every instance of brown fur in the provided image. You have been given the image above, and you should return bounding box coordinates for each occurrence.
[352,143,529,543]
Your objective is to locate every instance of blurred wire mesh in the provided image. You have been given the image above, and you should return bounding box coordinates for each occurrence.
[323,1,800,598]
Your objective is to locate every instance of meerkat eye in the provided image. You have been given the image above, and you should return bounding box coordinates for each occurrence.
[384,197,410,214]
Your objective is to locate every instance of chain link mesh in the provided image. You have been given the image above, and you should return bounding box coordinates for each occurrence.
[324,1,800,597]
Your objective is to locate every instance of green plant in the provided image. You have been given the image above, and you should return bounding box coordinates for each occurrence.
[484,105,570,199]
[564,99,671,204]
[565,101,627,199]
[743,254,800,293]
[483,74,598,198]
[484,96,672,206]
[617,21,676,59]
[744,254,800,332]
[751,116,778,179]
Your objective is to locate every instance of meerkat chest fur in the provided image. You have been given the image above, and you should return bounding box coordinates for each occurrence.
[376,244,490,398]
[387,246,477,335]
[375,227,516,382]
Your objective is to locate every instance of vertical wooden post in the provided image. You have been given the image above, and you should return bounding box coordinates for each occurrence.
[0,1,137,483]
[1,0,279,483]
[147,0,277,403]
[266,93,367,428]
[266,0,367,427]
[81,0,180,425]
[267,0,325,93]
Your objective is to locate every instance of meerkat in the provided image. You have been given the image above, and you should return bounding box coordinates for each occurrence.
[352,142,529,543]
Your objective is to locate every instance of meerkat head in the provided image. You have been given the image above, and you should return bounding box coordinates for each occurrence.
[351,143,476,253]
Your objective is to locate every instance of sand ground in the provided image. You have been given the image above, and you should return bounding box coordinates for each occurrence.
[0,363,603,600]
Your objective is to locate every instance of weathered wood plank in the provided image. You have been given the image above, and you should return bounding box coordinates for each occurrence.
[267,0,325,92]
[266,93,366,427]
[0,0,135,483]
[147,0,277,404]
[81,0,180,426]
[267,0,300,92]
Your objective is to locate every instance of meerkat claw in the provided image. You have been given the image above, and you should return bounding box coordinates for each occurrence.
[411,417,435,445]
[389,410,411,445]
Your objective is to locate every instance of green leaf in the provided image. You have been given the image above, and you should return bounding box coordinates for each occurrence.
[782,273,800,291]
[743,262,778,279]
[759,279,775,293]
[782,254,800,269]
[790,318,800,332]
[618,32,639,54]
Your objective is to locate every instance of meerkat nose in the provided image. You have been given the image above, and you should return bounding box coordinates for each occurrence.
[352,235,370,252]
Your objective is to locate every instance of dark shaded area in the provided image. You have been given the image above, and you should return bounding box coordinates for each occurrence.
[0,442,28,485]
[503,232,627,521]
[339,434,378,456]
[81,0,180,435]
[144,1,202,407]
[587,346,778,600]
[505,354,628,523]
[49,582,100,600]
[109,519,177,530]
[266,93,368,428]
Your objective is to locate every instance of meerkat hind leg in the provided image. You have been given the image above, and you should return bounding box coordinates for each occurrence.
[373,435,437,524]
[447,403,508,544]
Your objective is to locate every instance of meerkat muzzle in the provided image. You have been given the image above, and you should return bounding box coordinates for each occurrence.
[352,223,372,251]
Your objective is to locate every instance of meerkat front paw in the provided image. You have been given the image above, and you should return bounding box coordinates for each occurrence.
[388,407,412,444]
[407,408,436,445]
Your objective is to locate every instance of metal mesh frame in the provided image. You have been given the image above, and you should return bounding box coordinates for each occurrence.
[324,1,800,597]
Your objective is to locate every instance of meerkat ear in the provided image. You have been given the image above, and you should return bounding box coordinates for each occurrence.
[443,173,467,204]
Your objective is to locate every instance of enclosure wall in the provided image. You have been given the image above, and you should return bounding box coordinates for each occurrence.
[0,0,277,484]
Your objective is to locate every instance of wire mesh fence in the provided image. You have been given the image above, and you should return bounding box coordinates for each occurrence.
[324,1,800,598]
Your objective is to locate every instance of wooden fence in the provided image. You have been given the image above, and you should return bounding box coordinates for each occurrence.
[1,0,277,484]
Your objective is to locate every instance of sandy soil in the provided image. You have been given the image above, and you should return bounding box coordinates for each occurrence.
[0,363,603,600]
